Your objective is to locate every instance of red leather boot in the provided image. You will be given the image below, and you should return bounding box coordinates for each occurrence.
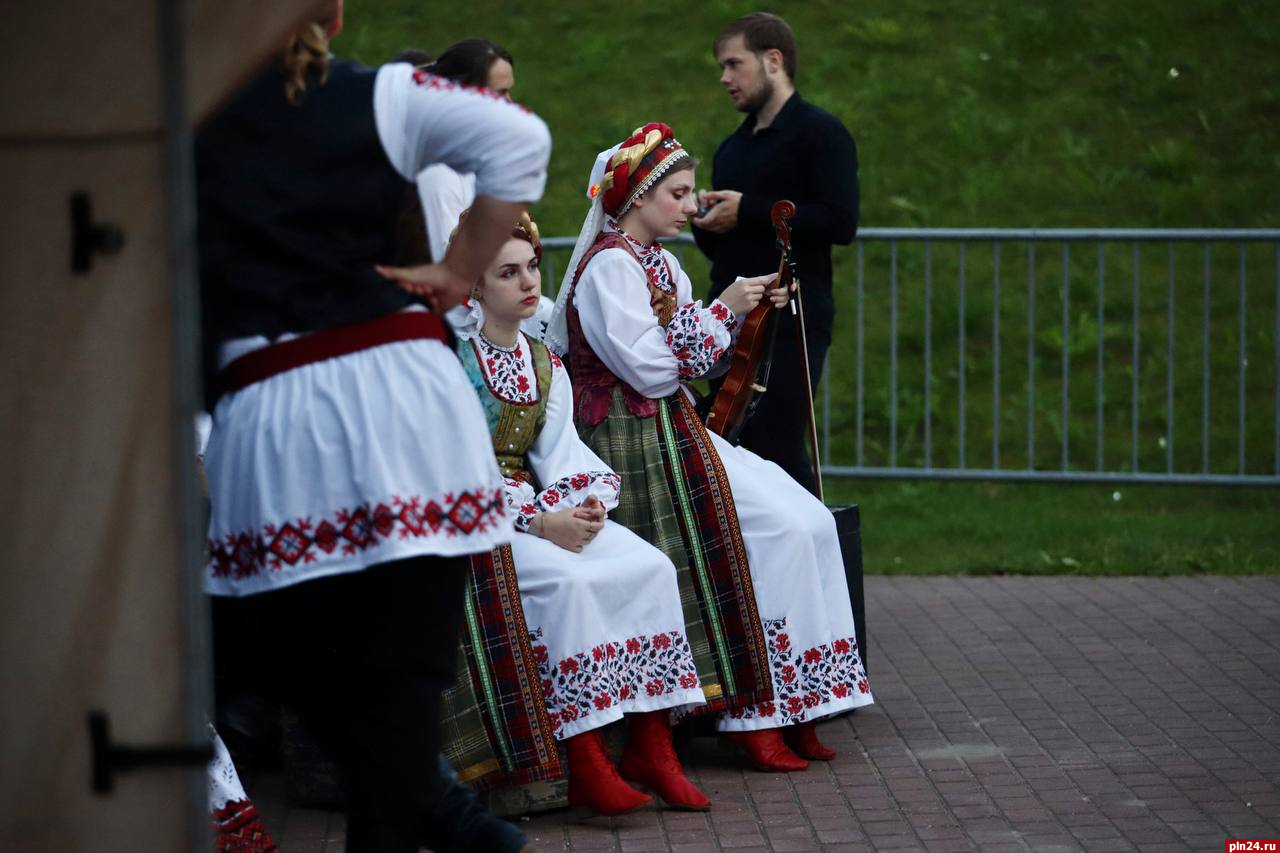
[565,729,652,815]
[783,721,838,760]
[723,729,809,772]
[617,711,711,811]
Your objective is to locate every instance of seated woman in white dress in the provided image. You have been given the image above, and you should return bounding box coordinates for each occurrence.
[448,212,711,815]
[545,123,873,773]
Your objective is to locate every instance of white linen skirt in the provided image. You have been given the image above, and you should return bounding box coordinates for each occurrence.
[513,519,706,739]
[708,431,875,731]
[204,335,511,596]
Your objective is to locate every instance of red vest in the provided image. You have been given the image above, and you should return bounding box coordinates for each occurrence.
[565,232,678,425]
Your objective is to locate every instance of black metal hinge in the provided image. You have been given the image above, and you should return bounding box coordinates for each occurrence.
[87,711,212,795]
[70,192,125,275]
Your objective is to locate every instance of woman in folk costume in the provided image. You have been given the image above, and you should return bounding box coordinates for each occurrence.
[196,0,550,847]
[445,211,715,814]
[545,123,873,772]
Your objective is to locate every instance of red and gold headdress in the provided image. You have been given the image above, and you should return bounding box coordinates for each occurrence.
[547,123,689,354]
[592,123,690,218]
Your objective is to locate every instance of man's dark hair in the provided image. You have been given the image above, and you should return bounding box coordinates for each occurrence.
[713,12,797,80]
[391,48,433,67]
[428,38,514,88]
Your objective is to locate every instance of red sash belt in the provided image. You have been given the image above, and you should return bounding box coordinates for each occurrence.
[219,311,448,395]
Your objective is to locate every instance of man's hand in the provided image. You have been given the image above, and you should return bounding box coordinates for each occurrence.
[692,189,743,233]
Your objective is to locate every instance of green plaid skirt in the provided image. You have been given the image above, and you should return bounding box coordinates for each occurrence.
[439,544,562,791]
[579,388,759,711]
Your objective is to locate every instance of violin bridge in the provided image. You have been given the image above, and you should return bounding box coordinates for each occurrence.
[751,383,767,393]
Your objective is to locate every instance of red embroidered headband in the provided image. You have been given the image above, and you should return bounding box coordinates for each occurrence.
[595,123,691,218]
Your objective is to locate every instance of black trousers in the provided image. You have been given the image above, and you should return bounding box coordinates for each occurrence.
[717,312,832,497]
[213,554,469,852]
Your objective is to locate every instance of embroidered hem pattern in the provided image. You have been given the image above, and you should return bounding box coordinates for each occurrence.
[532,627,700,737]
[207,487,507,579]
[727,618,871,725]
[212,799,277,852]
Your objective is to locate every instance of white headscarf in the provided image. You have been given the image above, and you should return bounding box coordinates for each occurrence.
[445,298,485,342]
[543,144,621,356]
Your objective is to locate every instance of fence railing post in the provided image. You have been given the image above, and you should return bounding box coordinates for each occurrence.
[534,229,1280,487]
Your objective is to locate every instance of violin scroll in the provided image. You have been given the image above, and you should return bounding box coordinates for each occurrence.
[770,200,796,253]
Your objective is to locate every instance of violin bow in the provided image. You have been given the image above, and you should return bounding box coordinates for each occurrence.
[789,259,825,503]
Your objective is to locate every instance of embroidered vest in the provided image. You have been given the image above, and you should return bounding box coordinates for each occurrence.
[566,232,677,426]
[458,336,553,483]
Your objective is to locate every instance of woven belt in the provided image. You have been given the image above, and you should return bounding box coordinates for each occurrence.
[218,311,448,395]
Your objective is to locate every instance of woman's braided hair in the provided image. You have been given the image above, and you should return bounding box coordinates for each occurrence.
[282,20,331,105]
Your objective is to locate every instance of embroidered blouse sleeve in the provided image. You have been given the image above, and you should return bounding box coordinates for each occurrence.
[502,476,540,534]
[374,63,551,203]
[575,249,738,394]
[525,355,621,513]
[667,250,739,380]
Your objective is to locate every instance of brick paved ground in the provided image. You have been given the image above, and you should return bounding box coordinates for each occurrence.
[254,576,1280,851]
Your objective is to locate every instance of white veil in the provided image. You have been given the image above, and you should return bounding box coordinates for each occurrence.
[543,144,621,356]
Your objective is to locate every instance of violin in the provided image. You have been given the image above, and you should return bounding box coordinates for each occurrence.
[704,200,793,443]
[704,199,824,499]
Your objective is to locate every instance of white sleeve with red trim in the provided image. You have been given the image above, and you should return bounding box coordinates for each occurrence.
[374,62,551,203]
[417,164,476,262]
[502,476,540,534]
[666,251,738,380]
[575,248,738,394]
[525,356,620,515]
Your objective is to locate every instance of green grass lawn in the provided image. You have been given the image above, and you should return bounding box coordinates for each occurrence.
[826,478,1280,575]
[343,0,1279,574]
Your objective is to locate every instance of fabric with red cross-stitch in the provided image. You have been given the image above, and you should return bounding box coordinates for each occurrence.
[458,333,621,533]
[568,230,874,732]
[450,330,705,746]
[204,316,512,596]
[565,228,738,428]
[208,727,277,852]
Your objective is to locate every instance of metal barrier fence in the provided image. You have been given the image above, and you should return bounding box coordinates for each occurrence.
[541,229,1280,486]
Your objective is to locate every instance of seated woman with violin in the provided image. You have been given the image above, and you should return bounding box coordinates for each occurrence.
[544,123,872,773]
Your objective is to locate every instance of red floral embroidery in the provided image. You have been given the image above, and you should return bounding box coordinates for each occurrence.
[728,618,870,724]
[473,338,537,403]
[207,487,506,579]
[529,627,700,736]
[532,470,621,515]
[664,302,735,379]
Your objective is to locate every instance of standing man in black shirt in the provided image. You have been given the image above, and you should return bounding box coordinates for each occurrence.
[693,12,859,496]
